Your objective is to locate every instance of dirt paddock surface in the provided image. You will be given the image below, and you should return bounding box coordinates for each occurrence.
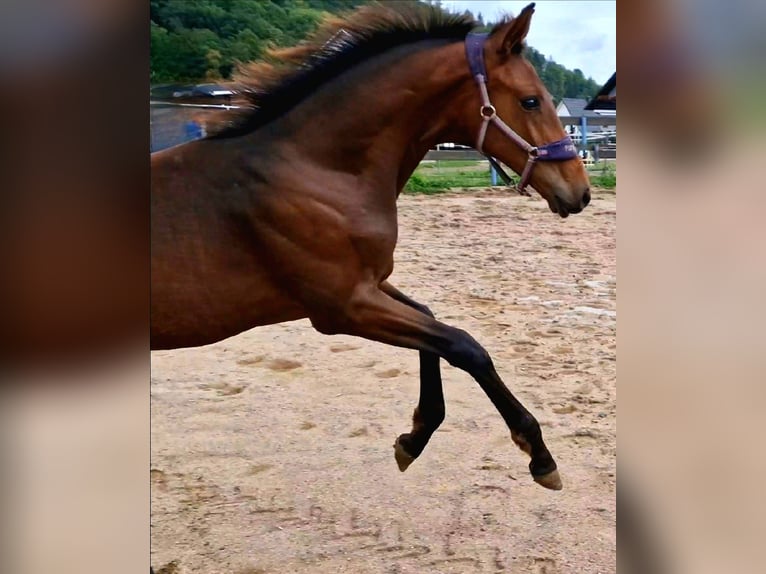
[151,190,616,574]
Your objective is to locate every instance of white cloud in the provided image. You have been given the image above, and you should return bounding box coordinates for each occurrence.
[440,1,616,84]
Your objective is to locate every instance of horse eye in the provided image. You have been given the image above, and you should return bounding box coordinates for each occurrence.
[520,97,540,110]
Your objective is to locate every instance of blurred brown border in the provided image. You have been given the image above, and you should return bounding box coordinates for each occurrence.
[1,0,150,371]
[7,0,766,571]
[618,0,766,572]
[1,1,150,573]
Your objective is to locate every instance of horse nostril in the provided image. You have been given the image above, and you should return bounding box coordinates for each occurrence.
[582,188,591,208]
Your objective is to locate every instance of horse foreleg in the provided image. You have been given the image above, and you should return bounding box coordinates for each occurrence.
[311,283,562,490]
[379,281,445,471]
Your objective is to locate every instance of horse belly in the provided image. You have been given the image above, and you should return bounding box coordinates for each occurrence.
[150,257,305,350]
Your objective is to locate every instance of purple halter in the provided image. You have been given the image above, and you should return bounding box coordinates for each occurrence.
[465,33,577,194]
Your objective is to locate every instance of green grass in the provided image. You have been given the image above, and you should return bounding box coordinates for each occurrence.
[588,162,617,189]
[405,160,616,193]
[404,170,494,194]
[418,160,483,169]
[590,172,616,188]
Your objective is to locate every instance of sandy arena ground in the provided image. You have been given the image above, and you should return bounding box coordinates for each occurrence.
[151,190,616,574]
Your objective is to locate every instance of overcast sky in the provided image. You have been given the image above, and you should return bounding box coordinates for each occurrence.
[441,1,616,85]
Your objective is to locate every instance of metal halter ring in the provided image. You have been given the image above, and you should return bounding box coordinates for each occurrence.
[480,104,496,119]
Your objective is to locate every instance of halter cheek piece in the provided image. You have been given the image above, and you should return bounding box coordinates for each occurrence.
[465,33,577,194]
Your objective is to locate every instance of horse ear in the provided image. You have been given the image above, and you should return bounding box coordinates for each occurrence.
[498,3,535,58]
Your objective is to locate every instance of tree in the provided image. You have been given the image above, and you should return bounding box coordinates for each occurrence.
[149,0,604,95]
[205,49,224,81]
[542,61,567,101]
[525,46,547,75]
[156,28,223,83]
[225,29,264,68]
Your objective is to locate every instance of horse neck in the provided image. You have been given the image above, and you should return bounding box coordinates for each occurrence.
[258,40,474,189]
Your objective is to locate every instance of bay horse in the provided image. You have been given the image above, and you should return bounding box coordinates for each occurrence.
[151,2,590,491]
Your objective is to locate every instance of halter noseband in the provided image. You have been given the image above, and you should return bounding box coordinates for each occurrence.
[465,33,577,194]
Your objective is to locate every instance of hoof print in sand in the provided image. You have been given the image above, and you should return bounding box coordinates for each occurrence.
[236,355,265,366]
[330,343,361,353]
[266,358,302,371]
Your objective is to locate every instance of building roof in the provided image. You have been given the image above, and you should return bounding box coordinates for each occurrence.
[585,72,616,110]
[558,98,601,118]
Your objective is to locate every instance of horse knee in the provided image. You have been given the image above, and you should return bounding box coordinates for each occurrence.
[446,330,493,372]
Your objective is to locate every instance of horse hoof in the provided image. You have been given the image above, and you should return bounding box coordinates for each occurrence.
[393,437,416,472]
[533,468,563,490]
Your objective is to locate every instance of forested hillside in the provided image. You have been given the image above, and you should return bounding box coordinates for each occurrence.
[150,0,600,101]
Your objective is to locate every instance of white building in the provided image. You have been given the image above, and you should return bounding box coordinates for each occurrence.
[557,97,615,146]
